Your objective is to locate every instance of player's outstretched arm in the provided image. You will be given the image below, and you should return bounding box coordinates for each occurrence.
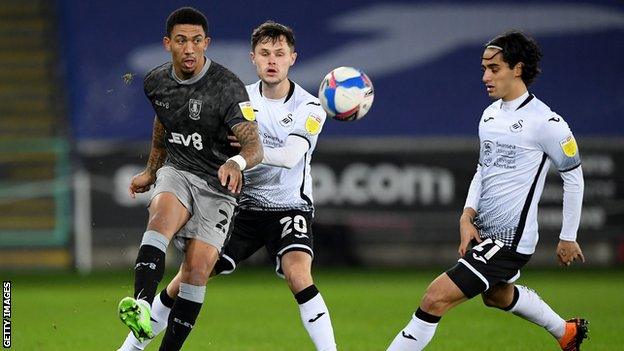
[128,116,167,198]
[218,121,263,193]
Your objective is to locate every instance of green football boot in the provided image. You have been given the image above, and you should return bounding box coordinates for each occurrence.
[118,297,154,342]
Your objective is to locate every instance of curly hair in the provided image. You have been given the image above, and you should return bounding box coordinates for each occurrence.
[485,30,542,86]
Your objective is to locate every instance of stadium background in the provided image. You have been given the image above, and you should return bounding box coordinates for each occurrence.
[1,0,623,350]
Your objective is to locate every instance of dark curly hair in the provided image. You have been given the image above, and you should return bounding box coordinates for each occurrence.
[485,30,542,86]
[251,20,295,51]
[166,7,208,37]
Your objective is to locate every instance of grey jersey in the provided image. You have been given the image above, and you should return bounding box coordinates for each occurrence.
[474,93,581,254]
[239,80,326,211]
[143,59,254,194]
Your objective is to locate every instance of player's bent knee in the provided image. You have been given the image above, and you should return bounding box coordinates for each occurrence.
[481,294,500,308]
[481,284,514,309]
[181,259,212,285]
[420,289,447,314]
[285,271,313,293]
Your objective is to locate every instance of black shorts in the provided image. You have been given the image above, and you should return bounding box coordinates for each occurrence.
[446,238,531,298]
[214,209,314,277]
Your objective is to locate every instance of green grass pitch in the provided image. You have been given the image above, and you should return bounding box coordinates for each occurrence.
[6,268,624,350]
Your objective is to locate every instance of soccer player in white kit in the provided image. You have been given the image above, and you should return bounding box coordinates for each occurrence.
[117,21,337,351]
[386,31,588,351]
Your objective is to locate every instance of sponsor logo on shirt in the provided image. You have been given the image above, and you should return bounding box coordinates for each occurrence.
[305,114,322,135]
[239,101,256,121]
[560,135,578,157]
[154,99,169,109]
[189,99,203,120]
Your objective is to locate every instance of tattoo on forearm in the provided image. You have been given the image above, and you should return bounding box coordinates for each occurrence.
[146,116,167,174]
[232,121,263,168]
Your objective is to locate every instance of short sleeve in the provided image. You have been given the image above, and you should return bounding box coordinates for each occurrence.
[290,101,327,146]
[538,114,581,171]
[221,76,256,130]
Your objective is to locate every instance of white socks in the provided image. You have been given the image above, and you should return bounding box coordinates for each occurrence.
[295,285,337,351]
[507,285,566,339]
[387,309,439,351]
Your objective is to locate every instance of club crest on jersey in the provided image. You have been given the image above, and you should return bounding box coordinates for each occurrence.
[188,99,203,120]
[305,114,322,135]
[239,101,256,121]
[279,113,294,127]
[481,140,494,166]
[560,135,578,157]
[509,119,524,133]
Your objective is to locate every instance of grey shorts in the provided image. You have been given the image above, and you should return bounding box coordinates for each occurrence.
[150,165,236,253]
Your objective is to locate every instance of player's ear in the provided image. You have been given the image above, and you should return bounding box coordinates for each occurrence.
[514,62,523,78]
[290,52,297,66]
[250,52,255,65]
[163,36,171,52]
[204,36,211,50]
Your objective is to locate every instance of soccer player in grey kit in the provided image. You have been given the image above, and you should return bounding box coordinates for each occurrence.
[117,7,262,351]
[387,31,588,351]
[118,20,337,351]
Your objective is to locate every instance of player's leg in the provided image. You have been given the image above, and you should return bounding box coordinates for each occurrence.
[282,250,337,351]
[388,238,521,350]
[482,282,588,350]
[387,272,467,351]
[119,188,190,342]
[117,271,182,351]
[157,180,236,350]
[158,239,219,350]
[264,210,336,351]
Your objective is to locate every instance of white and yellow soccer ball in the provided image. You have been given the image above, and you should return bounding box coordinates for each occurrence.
[318,66,374,121]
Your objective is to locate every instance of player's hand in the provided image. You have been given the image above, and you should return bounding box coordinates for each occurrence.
[128,170,156,198]
[228,135,241,149]
[458,214,481,257]
[218,160,243,194]
[556,240,585,266]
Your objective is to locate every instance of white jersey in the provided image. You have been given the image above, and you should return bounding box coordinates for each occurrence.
[239,80,326,211]
[474,93,581,255]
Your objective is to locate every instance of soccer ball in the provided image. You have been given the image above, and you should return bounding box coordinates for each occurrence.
[318,66,374,121]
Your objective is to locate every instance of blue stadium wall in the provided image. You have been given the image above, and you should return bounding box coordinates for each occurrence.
[58,0,624,140]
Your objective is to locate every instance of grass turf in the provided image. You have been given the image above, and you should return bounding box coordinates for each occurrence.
[5,268,623,350]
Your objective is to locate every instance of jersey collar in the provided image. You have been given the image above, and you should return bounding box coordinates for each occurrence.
[499,91,534,111]
[171,57,211,85]
[259,79,295,103]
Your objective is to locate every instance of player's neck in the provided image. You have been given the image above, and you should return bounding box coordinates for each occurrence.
[261,79,291,100]
[501,83,528,102]
[174,56,206,81]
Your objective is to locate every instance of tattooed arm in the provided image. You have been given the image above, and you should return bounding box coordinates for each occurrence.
[218,121,263,193]
[231,121,263,168]
[128,116,167,198]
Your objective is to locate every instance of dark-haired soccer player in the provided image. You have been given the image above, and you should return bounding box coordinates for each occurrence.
[117,20,337,351]
[117,7,262,351]
[387,31,588,351]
